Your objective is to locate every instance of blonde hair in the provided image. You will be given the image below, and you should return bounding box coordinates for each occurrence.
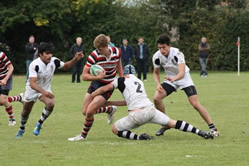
[93,34,108,49]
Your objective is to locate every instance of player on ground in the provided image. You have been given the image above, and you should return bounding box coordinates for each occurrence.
[0,51,22,126]
[152,34,219,137]
[16,42,84,138]
[68,34,123,141]
[90,65,213,140]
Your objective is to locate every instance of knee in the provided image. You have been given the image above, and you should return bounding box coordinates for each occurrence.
[153,96,162,104]
[112,125,118,135]
[46,101,55,109]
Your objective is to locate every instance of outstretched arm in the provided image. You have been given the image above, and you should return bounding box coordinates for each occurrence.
[91,83,114,97]
[106,100,127,106]
[61,52,84,71]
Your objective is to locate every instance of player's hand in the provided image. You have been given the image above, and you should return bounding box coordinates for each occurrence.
[43,91,54,99]
[156,84,164,93]
[166,76,174,82]
[75,51,84,60]
[97,70,106,79]
[0,79,7,86]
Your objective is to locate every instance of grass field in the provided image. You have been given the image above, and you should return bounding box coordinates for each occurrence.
[0,72,249,166]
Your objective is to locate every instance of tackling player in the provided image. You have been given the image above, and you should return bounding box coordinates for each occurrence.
[152,34,219,137]
[89,65,213,140]
[16,43,84,138]
[68,34,123,141]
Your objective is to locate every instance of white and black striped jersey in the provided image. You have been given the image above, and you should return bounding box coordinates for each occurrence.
[86,47,121,84]
[152,47,190,77]
[27,57,65,91]
[112,74,153,111]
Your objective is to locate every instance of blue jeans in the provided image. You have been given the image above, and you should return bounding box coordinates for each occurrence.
[26,60,32,81]
[199,58,208,76]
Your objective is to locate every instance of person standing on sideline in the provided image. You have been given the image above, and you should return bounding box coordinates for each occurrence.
[120,39,134,68]
[25,35,38,81]
[90,65,213,141]
[199,37,210,77]
[69,37,85,83]
[16,43,84,138]
[106,35,115,47]
[134,37,150,81]
[152,34,219,137]
[68,34,123,141]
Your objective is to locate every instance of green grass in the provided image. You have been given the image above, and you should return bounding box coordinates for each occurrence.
[1,72,249,166]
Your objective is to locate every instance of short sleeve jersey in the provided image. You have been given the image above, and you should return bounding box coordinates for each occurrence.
[0,52,12,80]
[86,46,121,84]
[112,75,153,110]
[27,57,65,91]
[152,47,190,77]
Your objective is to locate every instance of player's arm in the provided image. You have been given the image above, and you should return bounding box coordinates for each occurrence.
[106,100,127,106]
[117,59,124,77]
[29,77,54,99]
[82,65,105,81]
[91,83,114,97]
[167,63,185,82]
[0,63,14,86]
[153,67,161,87]
[61,52,84,71]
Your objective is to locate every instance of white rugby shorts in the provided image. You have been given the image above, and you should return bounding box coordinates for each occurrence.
[164,72,194,90]
[23,86,52,102]
[115,105,170,131]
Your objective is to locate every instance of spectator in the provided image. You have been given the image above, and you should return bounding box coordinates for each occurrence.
[25,35,38,81]
[198,37,210,77]
[134,37,150,81]
[106,35,115,47]
[120,39,134,68]
[69,37,85,83]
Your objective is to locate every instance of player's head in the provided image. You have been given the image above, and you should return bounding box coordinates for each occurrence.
[157,34,171,56]
[38,42,53,64]
[123,64,136,75]
[94,34,109,55]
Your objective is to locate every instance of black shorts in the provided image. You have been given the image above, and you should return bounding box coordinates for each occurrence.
[0,75,12,95]
[161,82,197,97]
[161,82,176,96]
[87,81,114,100]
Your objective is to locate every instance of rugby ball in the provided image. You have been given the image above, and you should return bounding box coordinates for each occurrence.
[90,64,104,76]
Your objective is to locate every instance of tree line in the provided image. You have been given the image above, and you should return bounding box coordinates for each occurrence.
[0,0,249,73]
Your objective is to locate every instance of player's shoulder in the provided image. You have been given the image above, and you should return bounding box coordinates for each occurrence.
[152,50,161,58]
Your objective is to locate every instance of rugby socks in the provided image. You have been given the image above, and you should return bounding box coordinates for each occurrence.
[208,123,216,130]
[19,114,28,130]
[117,130,140,140]
[95,106,113,114]
[5,105,14,119]
[38,108,52,125]
[81,118,94,138]
[175,120,199,134]
[8,95,22,103]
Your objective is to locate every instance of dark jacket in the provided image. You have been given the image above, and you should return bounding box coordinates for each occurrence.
[134,43,150,60]
[69,44,85,60]
[25,42,38,60]
[199,42,210,58]
[120,45,134,60]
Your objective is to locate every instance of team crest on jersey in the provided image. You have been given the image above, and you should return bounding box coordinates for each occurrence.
[171,59,177,65]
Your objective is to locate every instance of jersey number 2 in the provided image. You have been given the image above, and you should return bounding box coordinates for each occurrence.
[134,82,142,93]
